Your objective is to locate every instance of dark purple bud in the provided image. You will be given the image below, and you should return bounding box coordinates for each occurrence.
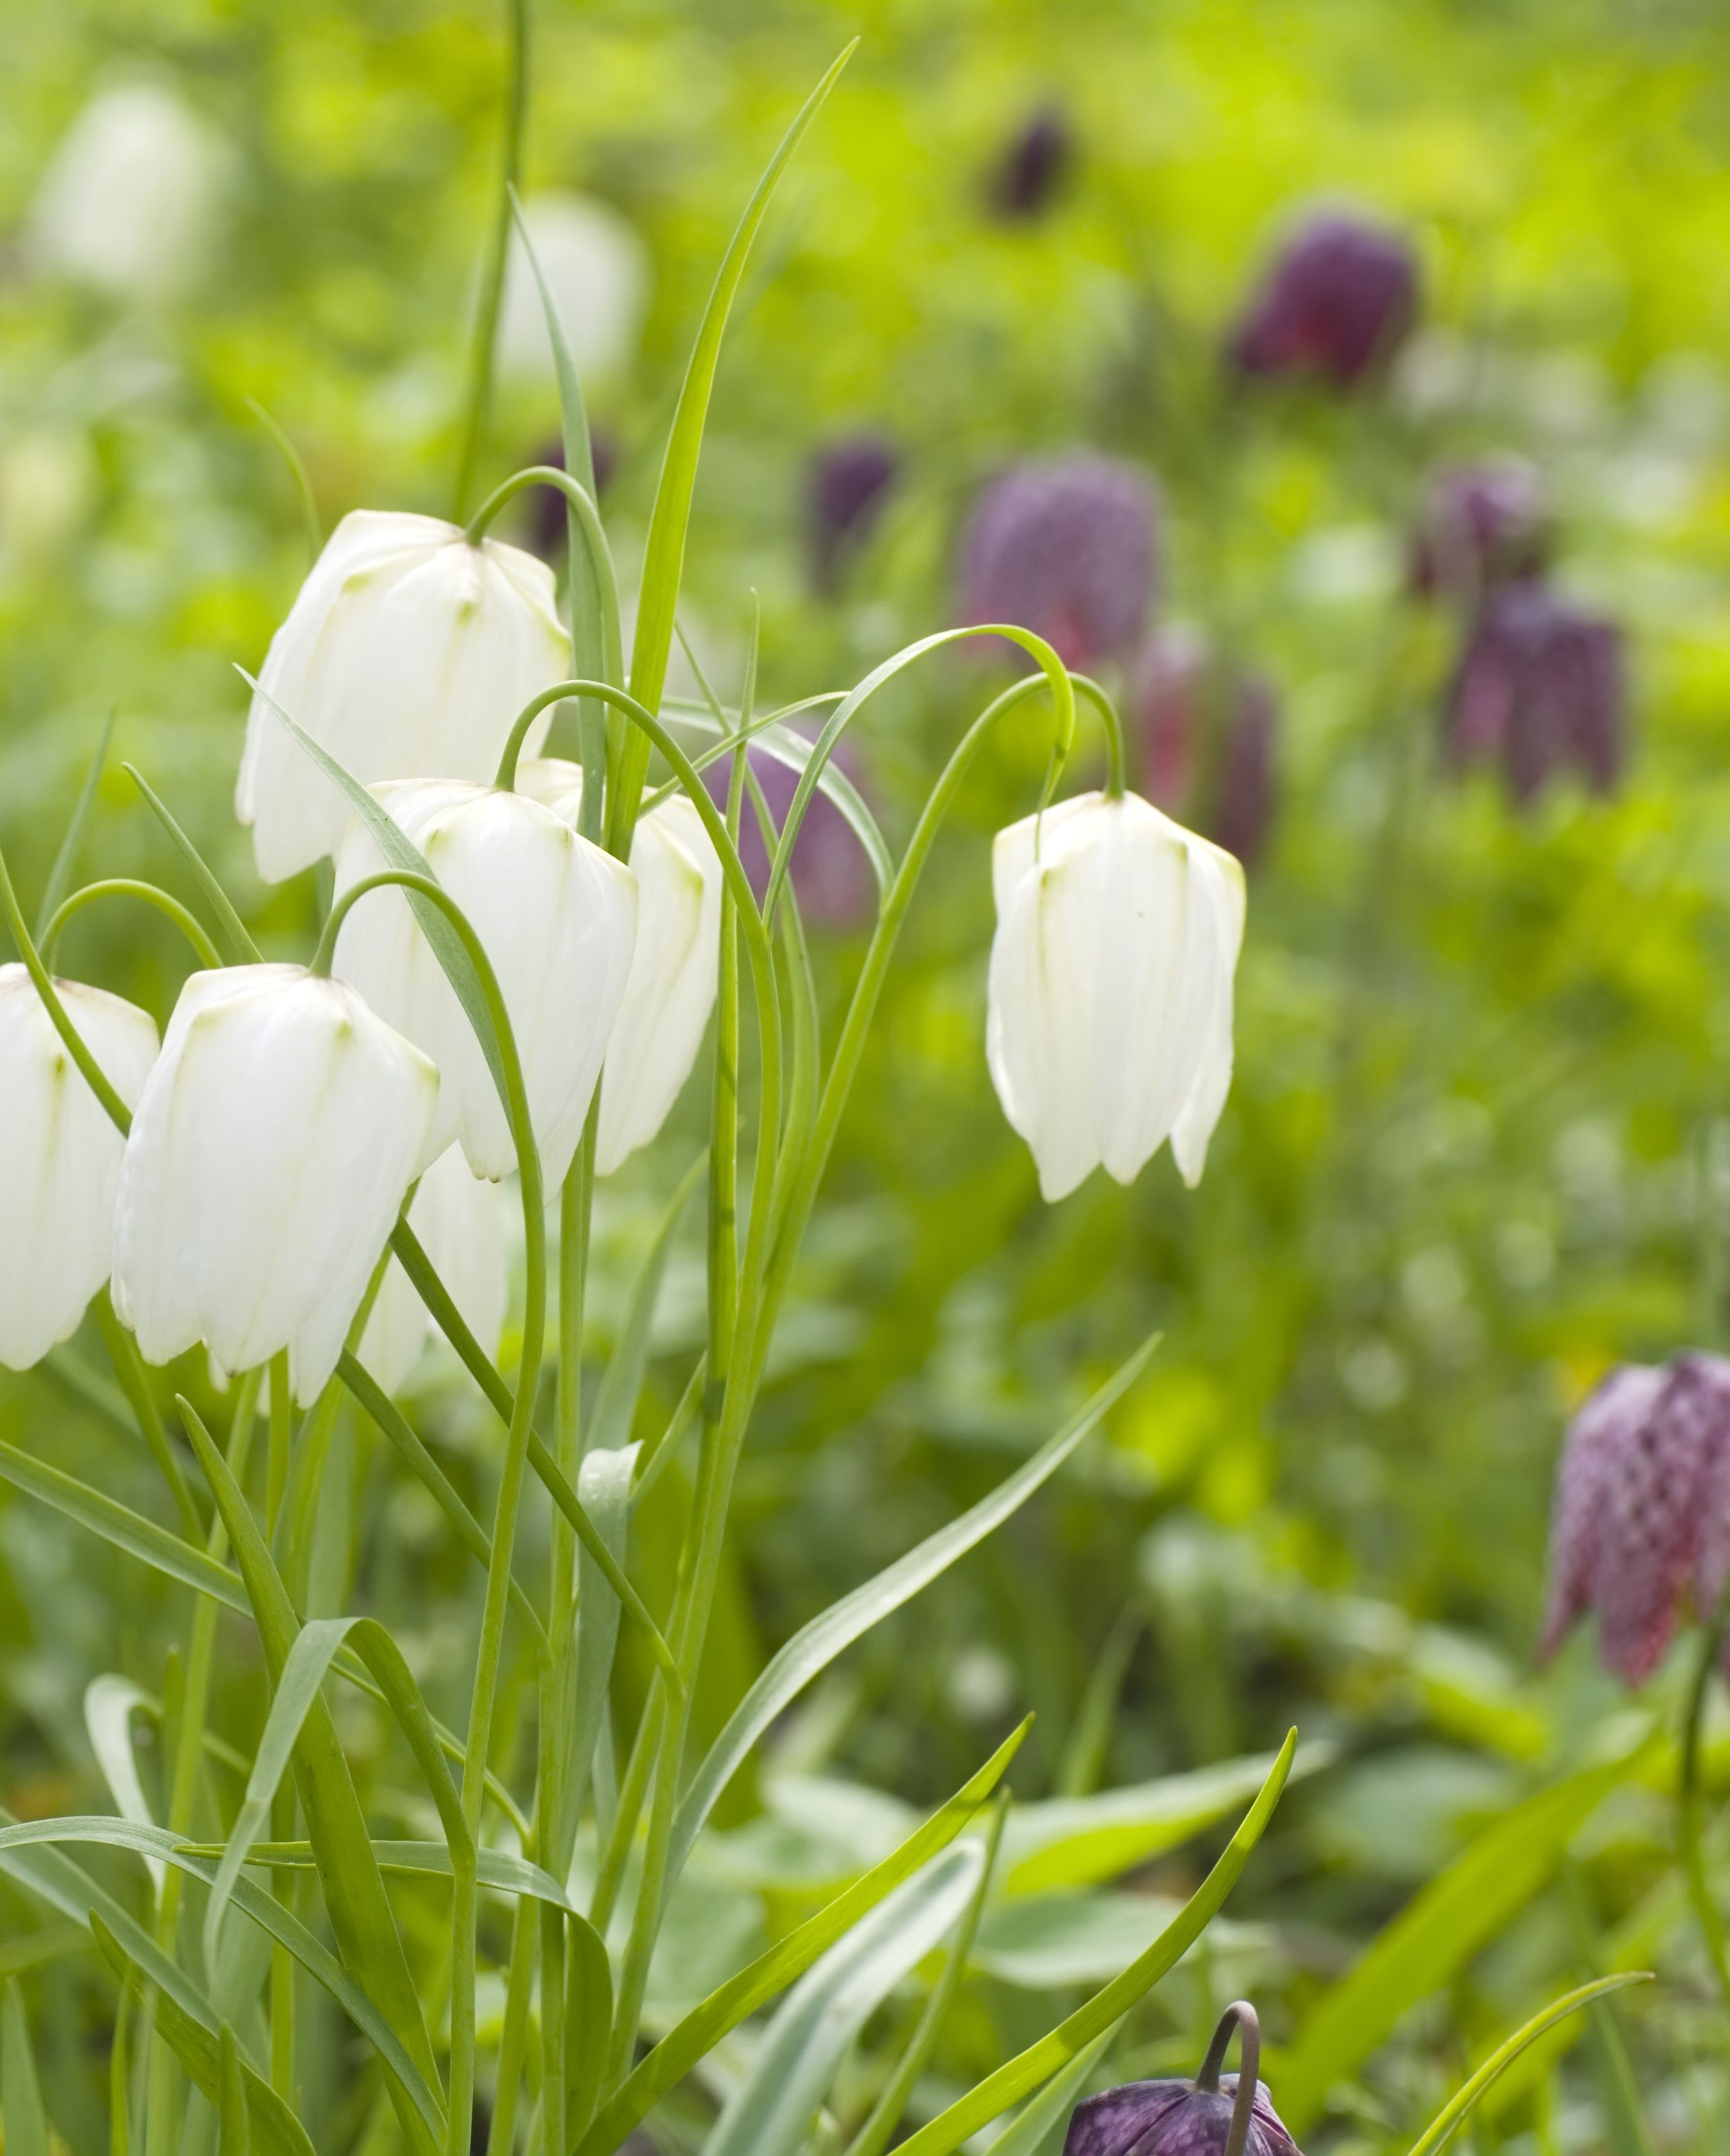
[808,431,899,592]
[958,454,1158,672]
[1131,632,1280,867]
[1228,212,1418,389]
[991,105,1073,220]
[1065,2002,1302,2156]
[525,429,619,563]
[1445,583,1627,806]
[1411,458,1549,600]
[700,733,874,929]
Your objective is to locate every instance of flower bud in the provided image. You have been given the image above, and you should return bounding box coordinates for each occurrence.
[1065,2002,1301,2155]
[1133,633,1281,868]
[497,192,650,385]
[111,965,440,1404]
[235,511,569,884]
[808,432,899,592]
[1445,582,1627,805]
[1228,212,1418,389]
[28,84,226,302]
[699,740,875,929]
[359,1144,510,1395]
[1411,457,1549,601]
[517,761,724,1174]
[987,791,1244,1202]
[332,780,637,1187]
[958,456,1159,673]
[0,965,158,1372]
[990,106,1073,220]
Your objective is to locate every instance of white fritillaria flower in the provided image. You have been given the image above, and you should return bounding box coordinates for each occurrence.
[519,760,723,1174]
[986,790,1245,1203]
[28,84,227,301]
[331,781,637,1186]
[497,192,649,384]
[112,965,440,1404]
[0,965,158,1371]
[359,1145,510,1394]
[235,511,569,884]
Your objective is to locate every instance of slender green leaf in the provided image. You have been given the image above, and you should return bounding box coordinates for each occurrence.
[1277,1738,1657,2134]
[1,1979,49,2156]
[218,2021,251,2156]
[704,1846,985,2156]
[83,1675,164,1897]
[892,1731,1297,2156]
[567,1441,637,1834]
[122,763,260,965]
[35,705,114,941]
[188,1839,576,1908]
[981,2023,1122,2156]
[579,1719,1031,2156]
[1406,1974,1652,2156]
[565,1902,614,2144]
[590,1153,704,1453]
[243,397,321,559]
[673,1338,1157,1877]
[612,43,856,851]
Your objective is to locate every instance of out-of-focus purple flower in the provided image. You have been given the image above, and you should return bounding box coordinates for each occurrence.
[1228,212,1418,389]
[990,106,1073,220]
[1065,2005,1301,2156]
[1411,457,1549,601]
[700,736,874,929]
[1540,1354,1730,1685]
[1133,631,1281,868]
[1445,581,1627,805]
[958,455,1158,672]
[808,431,899,592]
[526,429,619,563]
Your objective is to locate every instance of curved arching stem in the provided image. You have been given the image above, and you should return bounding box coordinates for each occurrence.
[1195,1999,1261,2156]
[42,879,222,971]
[1068,672,1128,799]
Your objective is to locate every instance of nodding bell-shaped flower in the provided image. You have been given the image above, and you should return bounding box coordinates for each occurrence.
[987,791,1245,1204]
[0,965,158,1372]
[359,1144,510,1395]
[1445,581,1626,807]
[235,511,569,884]
[1540,1354,1730,1685]
[517,760,724,1175]
[111,965,440,1405]
[1411,456,1549,603]
[1065,2002,1302,2156]
[331,779,638,1186]
[1228,210,1417,390]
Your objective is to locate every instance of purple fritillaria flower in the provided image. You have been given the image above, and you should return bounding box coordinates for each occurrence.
[1228,212,1418,390]
[1540,1354,1730,1684]
[1411,456,1549,602]
[700,734,874,930]
[1133,631,1281,868]
[808,431,899,591]
[1445,581,1627,806]
[1065,2005,1302,2156]
[990,104,1074,220]
[958,454,1158,672]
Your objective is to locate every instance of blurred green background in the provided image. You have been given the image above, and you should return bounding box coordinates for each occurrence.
[7,0,1730,2148]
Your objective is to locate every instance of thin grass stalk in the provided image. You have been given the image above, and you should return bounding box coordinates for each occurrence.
[451,0,529,518]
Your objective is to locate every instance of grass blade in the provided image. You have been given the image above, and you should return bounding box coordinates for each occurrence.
[83,1675,164,1898]
[122,763,260,964]
[590,1152,704,1452]
[34,705,114,941]
[1,1980,50,2156]
[218,2021,251,2156]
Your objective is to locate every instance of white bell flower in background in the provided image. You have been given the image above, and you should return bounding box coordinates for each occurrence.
[0,965,158,1371]
[498,192,649,384]
[986,790,1245,1204]
[360,1144,510,1395]
[331,780,637,1186]
[519,759,723,1174]
[112,965,440,1404]
[28,83,227,302]
[235,511,569,884]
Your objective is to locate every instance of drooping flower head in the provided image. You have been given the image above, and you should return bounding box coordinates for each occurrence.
[958,455,1159,672]
[990,105,1073,220]
[1411,457,1549,602]
[1445,581,1627,806]
[1228,212,1418,390]
[1133,631,1281,869]
[1540,1355,1730,1684]
[808,432,899,591]
[1065,2002,1301,2156]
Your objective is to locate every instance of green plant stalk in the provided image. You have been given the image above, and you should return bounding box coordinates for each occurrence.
[93,1295,203,1543]
[40,878,222,970]
[451,0,529,519]
[1679,1589,1730,2015]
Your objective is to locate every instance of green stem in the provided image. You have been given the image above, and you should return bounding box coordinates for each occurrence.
[1680,1591,1730,2016]
[452,0,530,520]
[267,1352,292,1536]
[0,834,133,1132]
[93,1294,203,1543]
[40,878,222,970]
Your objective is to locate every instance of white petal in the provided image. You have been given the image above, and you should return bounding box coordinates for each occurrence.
[359,1146,510,1393]
[0,966,157,1370]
